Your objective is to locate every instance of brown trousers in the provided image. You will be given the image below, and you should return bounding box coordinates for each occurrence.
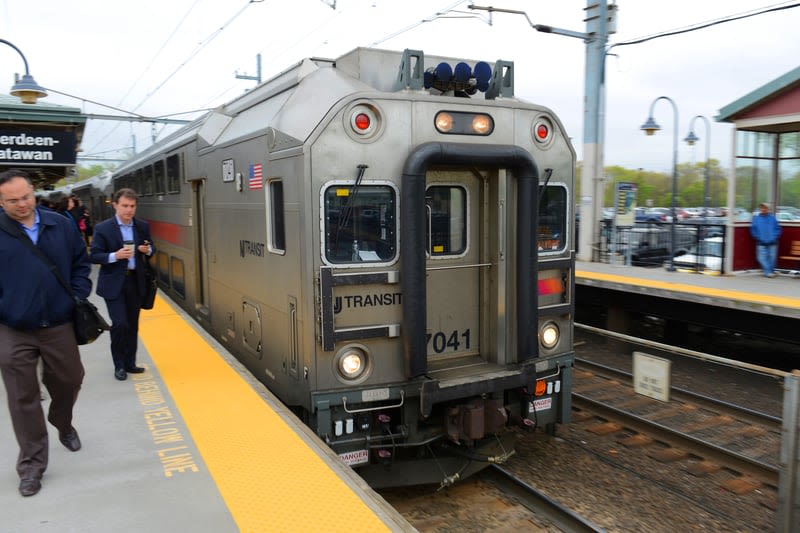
[0,322,84,479]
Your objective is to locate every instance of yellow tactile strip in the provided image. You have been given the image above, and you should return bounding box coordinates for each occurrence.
[576,269,800,309]
[138,296,391,533]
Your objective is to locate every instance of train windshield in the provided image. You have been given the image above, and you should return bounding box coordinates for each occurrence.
[538,184,568,252]
[324,184,397,264]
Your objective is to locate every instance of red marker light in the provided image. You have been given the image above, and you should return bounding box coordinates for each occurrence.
[532,118,553,144]
[536,123,549,140]
[354,113,371,131]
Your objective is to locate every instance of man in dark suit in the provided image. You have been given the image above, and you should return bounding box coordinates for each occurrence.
[90,188,154,381]
[0,169,91,497]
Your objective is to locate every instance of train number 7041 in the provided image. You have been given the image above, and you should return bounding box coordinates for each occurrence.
[426,329,471,354]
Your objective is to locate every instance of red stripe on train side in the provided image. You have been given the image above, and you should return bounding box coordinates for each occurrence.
[147,220,187,247]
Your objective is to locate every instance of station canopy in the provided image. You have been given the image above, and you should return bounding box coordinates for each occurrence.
[0,93,87,189]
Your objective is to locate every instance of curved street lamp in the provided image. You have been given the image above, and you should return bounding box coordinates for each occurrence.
[684,115,711,218]
[641,96,679,272]
[0,38,47,104]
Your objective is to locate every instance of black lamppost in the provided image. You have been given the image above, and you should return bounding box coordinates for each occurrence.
[0,38,47,104]
[641,96,679,271]
[684,115,711,218]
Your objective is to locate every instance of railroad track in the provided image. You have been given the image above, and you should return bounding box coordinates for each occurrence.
[479,465,604,533]
[572,356,781,488]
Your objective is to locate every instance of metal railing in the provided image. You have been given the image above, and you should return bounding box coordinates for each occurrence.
[588,219,726,273]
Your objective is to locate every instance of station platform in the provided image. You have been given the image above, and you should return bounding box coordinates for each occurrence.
[576,261,800,320]
[0,290,413,532]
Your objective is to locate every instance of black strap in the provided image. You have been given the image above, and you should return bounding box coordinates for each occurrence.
[0,212,78,302]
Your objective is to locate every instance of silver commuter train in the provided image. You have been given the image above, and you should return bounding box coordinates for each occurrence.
[113,48,576,487]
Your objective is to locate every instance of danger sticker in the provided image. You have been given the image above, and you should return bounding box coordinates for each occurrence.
[529,397,553,412]
[338,449,369,466]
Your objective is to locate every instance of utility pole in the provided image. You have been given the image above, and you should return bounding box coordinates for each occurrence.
[532,2,616,261]
[236,54,262,85]
[578,2,615,261]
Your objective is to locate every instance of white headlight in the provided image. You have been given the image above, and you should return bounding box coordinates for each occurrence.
[340,352,363,377]
[540,322,560,349]
[336,346,369,381]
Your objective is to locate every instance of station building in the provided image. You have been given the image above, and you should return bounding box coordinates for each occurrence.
[717,66,800,272]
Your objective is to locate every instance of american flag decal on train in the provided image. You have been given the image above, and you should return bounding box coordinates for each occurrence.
[248,163,263,190]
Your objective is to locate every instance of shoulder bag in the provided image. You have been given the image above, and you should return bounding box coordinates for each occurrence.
[0,213,110,345]
[141,257,157,310]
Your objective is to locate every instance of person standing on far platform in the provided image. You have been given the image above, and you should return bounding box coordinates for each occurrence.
[90,188,154,381]
[0,169,91,497]
[750,202,782,278]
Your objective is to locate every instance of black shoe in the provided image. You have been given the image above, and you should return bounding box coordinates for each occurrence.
[19,477,41,497]
[115,368,127,381]
[125,366,145,374]
[59,427,81,452]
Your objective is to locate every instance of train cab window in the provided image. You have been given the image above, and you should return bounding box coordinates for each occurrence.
[154,160,166,195]
[323,184,397,264]
[166,154,181,193]
[538,185,568,252]
[267,179,285,254]
[426,185,467,256]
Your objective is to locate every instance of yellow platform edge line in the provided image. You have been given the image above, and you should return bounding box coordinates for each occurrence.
[577,269,800,309]
[138,296,391,533]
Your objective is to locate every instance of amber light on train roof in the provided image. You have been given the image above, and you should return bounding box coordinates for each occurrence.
[535,380,547,396]
[434,111,494,135]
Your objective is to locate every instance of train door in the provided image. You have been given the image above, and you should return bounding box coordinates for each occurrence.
[425,170,485,364]
[191,179,209,315]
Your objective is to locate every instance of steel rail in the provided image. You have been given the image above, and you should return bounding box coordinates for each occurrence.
[480,464,606,533]
[575,357,782,429]
[572,393,779,486]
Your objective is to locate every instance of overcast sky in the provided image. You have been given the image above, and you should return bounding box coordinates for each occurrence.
[2,0,799,173]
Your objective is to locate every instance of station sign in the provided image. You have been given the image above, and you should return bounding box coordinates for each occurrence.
[633,351,671,402]
[614,181,637,226]
[0,129,77,165]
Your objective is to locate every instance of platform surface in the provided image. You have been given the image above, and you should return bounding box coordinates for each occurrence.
[0,278,413,532]
[576,261,800,318]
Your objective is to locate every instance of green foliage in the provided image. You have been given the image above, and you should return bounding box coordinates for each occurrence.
[582,159,728,208]
[78,163,115,181]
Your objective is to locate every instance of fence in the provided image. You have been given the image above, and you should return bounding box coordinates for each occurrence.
[588,220,726,273]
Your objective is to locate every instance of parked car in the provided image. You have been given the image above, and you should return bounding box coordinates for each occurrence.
[635,207,670,223]
[672,236,723,272]
[611,227,696,267]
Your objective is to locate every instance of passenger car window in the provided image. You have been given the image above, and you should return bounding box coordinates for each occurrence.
[324,184,396,264]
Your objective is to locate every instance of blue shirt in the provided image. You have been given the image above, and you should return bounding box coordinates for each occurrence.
[20,210,41,244]
[112,215,136,269]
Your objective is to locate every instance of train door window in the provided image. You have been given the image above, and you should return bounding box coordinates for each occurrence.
[323,183,397,264]
[154,160,166,195]
[166,154,181,193]
[426,185,467,257]
[537,184,568,252]
[143,166,154,196]
[267,179,285,254]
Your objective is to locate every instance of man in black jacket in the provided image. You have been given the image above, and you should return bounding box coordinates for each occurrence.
[0,169,91,497]
[90,188,154,381]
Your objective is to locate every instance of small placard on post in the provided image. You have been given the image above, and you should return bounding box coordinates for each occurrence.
[633,351,671,402]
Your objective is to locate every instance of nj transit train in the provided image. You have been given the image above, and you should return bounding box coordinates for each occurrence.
[107,48,576,488]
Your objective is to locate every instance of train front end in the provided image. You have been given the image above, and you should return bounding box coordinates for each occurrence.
[307,49,575,487]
